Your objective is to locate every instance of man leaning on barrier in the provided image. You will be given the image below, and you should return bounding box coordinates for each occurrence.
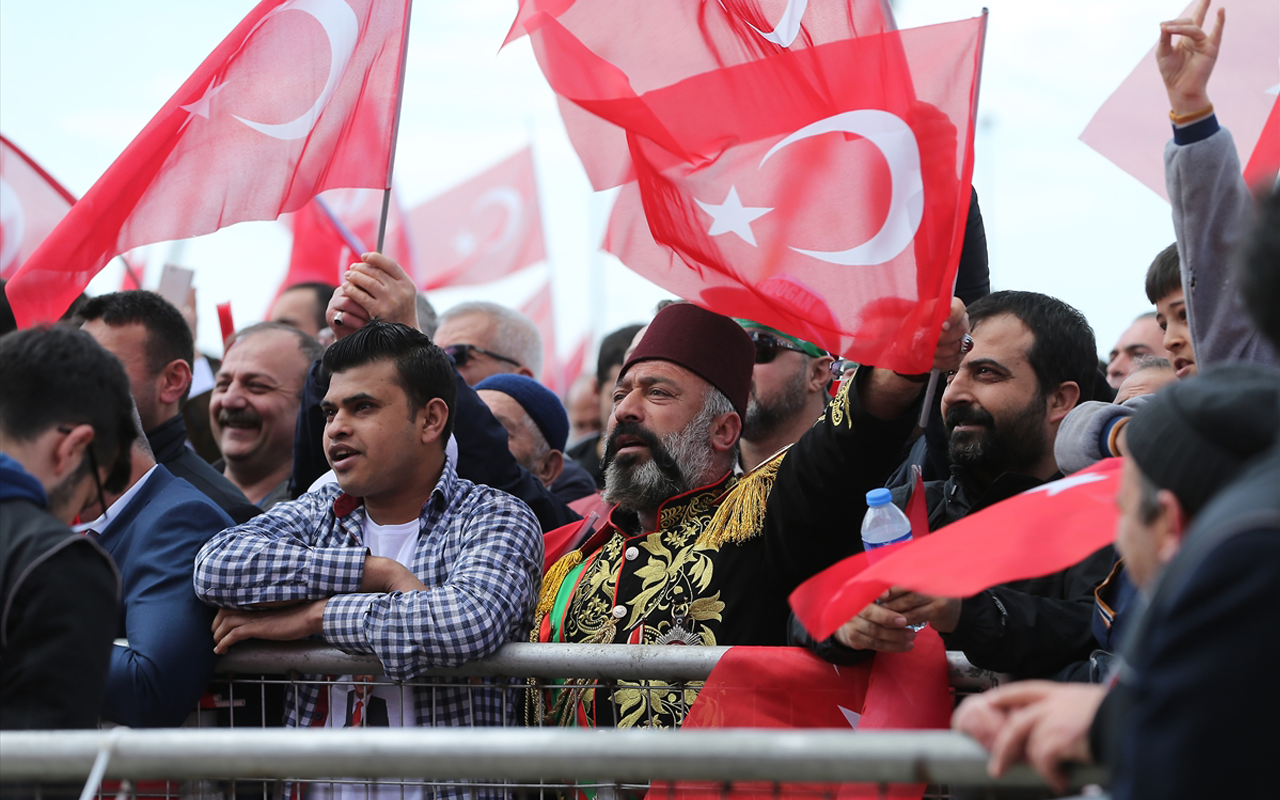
[194,322,543,741]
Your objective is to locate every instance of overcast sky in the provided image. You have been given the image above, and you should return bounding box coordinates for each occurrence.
[1,0,1195,361]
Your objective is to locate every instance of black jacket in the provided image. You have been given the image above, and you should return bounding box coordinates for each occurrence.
[147,414,260,524]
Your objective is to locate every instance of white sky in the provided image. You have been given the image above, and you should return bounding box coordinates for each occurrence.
[0,0,1191,362]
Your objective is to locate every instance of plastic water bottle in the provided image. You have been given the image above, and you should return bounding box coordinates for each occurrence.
[860,488,913,552]
[860,488,925,631]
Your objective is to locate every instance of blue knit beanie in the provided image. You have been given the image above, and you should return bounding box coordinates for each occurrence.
[475,374,570,452]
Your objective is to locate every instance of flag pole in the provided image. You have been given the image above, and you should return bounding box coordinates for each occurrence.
[375,0,415,254]
[115,255,144,289]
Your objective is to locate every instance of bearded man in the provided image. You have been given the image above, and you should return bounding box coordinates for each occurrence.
[534,301,969,728]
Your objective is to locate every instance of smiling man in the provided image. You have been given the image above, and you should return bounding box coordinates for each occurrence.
[211,323,321,509]
[195,322,542,761]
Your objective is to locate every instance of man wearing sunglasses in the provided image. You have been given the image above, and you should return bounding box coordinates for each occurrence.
[434,301,542,386]
[736,320,835,472]
[1,326,136,729]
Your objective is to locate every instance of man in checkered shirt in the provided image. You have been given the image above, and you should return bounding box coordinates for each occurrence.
[194,322,542,744]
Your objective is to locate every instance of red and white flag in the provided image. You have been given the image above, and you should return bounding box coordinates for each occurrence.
[527,9,984,372]
[281,186,418,291]
[520,277,559,389]
[407,147,546,290]
[5,0,412,328]
[1080,0,1279,198]
[510,0,898,191]
[791,458,1123,642]
[650,645,949,800]
[0,136,77,281]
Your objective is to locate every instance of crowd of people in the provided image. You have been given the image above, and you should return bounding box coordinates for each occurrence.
[1,2,1278,798]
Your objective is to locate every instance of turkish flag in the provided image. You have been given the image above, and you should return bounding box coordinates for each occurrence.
[791,458,1123,642]
[406,147,546,290]
[280,186,418,294]
[510,0,898,191]
[0,136,76,281]
[650,645,949,800]
[4,0,411,328]
[1080,0,1279,198]
[519,277,559,387]
[529,13,985,372]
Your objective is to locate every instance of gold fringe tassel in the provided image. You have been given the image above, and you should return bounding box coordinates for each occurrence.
[697,447,788,548]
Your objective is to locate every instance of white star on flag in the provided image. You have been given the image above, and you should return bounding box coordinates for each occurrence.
[180,79,227,122]
[694,185,772,246]
[1024,471,1109,498]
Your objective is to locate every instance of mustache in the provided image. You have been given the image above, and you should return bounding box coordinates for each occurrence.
[217,408,262,428]
[601,421,681,477]
[944,404,995,431]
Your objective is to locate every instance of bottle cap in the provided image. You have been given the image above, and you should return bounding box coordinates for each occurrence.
[865,488,892,507]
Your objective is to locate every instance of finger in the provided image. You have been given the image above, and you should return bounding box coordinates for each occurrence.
[1208,6,1224,46]
[860,601,912,629]
[346,262,390,295]
[1161,23,1208,43]
[983,681,1056,710]
[1026,732,1072,796]
[987,704,1038,777]
[213,620,257,655]
[341,277,380,311]
[361,252,413,283]
[1191,0,1209,27]
[834,614,918,652]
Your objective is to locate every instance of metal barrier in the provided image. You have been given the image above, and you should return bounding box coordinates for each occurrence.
[1,643,1096,799]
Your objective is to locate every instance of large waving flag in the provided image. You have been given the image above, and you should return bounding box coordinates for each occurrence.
[791,458,1123,642]
[282,186,418,291]
[406,147,546,290]
[0,136,77,281]
[525,5,985,372]
[1080,0,1279,198]
[4,0,412,328]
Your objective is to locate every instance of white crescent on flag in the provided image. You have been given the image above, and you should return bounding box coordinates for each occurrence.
[760,109,923,266]
[740,0,809,48]
[232,0,360,140]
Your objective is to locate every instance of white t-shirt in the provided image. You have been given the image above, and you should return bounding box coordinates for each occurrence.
[309,516,423,800]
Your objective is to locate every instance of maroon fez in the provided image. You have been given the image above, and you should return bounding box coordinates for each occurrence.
[621,303,755,417]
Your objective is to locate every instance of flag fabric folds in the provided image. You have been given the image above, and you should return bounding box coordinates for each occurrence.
[650,645,949,800]
[791,458,1124,642]
[5,0,412,328]
[0,136,77,281]
[406,147,546,290]
[282,186,418,293]
[525,5,985,372]
[1080,0,1279,199]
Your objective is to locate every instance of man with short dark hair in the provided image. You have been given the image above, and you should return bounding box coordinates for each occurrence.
[80,291,258,523]
[0,326,134,729]
[791,291,1112,679]
[211,322,322,509]
[1144,243,1197,379]
[196,323,542,745]
[268,282,336,340]
[1106,312,1167,389]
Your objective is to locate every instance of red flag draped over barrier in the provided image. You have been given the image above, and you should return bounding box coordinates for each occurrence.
[0,136,77,281]
[527,9,985,372]
[1080,0,1279,198]
[5,0,412,328]
[650,644,950,800]
[406,147,546,290]
[791,458,1124,642]
[282,186,418,292]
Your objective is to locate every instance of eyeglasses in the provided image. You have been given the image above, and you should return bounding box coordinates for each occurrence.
[57,425,108,522]
[443,343,522,369]
[748,331,809,364]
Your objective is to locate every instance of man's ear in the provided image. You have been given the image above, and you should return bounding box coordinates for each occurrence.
[710,411,742,454]
[53,423,95,480]
[516,366,535,379]
[1045,381,1082,425]
[419,398,450,445]
[535,449,565,488]
[158,359,193,406]
[1156,488,1189,567]
[808,355,835,394]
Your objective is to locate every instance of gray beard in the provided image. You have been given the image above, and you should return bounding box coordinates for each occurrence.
[602,406,720,516]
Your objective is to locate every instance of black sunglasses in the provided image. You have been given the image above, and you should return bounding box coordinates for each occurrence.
[748,330,808,364]
[443,343,522,369]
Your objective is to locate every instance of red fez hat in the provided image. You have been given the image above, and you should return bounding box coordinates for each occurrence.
[621,303,754,416]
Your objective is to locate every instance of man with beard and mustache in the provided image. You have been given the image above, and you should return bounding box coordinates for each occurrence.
[735,320,834,472]
[211,323,322,510]
[532,301,970,729]
[799,291,1114,680]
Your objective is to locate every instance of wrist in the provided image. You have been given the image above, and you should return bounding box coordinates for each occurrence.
[1167,91,1211,118]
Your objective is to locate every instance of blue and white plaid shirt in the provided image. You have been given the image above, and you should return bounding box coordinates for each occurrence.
[194,458,542,730]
